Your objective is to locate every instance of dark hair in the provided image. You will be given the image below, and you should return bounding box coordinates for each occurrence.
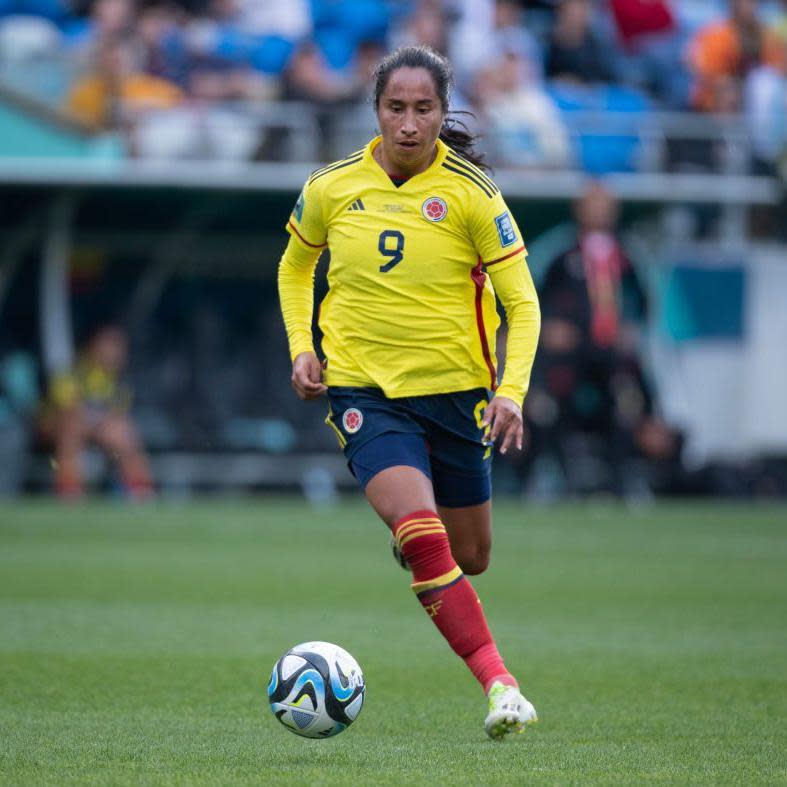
[372,46,489,172]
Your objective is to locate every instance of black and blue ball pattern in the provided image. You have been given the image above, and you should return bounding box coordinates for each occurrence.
[267,641,365,738]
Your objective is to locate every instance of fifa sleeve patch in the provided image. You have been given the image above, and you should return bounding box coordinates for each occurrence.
[494,212,517,247]
[293,191,305,222]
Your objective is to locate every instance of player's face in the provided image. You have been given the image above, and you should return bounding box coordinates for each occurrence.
[376,66,445,176]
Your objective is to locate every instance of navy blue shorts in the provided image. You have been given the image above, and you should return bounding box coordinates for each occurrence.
[325,386,493,508]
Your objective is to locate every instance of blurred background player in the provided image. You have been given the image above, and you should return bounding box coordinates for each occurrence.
[278,46,541,739]
[41,324,153,500]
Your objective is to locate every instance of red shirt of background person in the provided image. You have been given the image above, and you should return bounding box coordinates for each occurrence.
[609,0,675,45]
[688,0,786,112]
[538,183,677,463]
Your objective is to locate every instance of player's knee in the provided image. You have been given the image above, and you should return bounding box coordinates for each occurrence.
[457,546,490,576]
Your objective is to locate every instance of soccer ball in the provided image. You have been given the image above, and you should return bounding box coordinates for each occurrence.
[267,641,365,738]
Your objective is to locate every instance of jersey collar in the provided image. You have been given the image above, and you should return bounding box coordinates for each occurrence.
[365,136,449,189]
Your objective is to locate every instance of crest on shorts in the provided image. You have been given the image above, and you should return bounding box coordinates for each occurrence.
[342,408,363,434]
[422,196,448,222]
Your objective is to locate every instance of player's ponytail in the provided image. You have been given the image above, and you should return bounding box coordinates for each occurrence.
[438,112,487,172]
[372,45,490,173]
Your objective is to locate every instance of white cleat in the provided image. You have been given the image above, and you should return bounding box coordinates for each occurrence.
[484,681,538,740]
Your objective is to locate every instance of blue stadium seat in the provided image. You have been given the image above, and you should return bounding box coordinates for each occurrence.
[548,82,652,173]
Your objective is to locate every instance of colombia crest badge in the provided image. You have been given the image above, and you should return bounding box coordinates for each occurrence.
[342,408,363,434]
[422,196,448,223]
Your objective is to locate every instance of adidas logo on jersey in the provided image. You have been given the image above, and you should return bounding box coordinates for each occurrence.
[347,198,365,211]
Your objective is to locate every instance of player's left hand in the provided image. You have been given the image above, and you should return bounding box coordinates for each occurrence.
[483,395,523,455]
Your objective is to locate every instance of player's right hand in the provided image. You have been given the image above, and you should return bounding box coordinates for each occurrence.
[291,352,327,400]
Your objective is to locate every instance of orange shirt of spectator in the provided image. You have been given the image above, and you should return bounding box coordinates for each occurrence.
[689,19,786,111]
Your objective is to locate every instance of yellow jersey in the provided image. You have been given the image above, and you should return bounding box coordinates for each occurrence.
[284,136,534,399]
[48,359,130,412]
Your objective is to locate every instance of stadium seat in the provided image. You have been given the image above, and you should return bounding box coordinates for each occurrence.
[548,81,652,173]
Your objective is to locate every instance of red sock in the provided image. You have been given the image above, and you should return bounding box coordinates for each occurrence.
[392,510,518,693]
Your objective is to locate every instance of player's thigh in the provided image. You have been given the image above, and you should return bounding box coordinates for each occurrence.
[438,501,492,576]
[326,387,435,527]
[365,465,437,528]
[352,432,437,525]
[93,413,137,453]
[54,408,90,449]
[418,388,493,573]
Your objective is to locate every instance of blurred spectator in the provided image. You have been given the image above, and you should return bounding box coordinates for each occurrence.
[391,0,449,54]
[773,0,787,47]
[524,182,679,496]
[758,0,787,180]
[546,0,615,84]
[145,5,275,100]
[451,0,542,87]
[493,0,543,76]
[137,1,190,86]
[0,13,64,103]
[66,33,183,129]
[177,0,308,91]
[41,325,153,500]
[744,61,787,173]
[273,37,384,159]
[473,48,570,168]
[606,0,688,108]
[234,0,310,40]
[63,0,134,55]
[608,0,675,45]
[4,0,783,171]
[687,0,786,113]
[283,40,355,104]
[0,15,61,59]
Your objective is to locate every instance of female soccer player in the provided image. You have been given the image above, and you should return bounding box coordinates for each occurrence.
[278,46,541,740]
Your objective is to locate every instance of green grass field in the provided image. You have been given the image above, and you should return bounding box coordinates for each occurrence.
[1,499,785,785]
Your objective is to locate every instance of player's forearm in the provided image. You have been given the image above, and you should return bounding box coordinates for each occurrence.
[489,262,541,407]
[277,237,321,361]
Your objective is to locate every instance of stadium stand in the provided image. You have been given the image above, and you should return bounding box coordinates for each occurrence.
[0,0,785,497]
